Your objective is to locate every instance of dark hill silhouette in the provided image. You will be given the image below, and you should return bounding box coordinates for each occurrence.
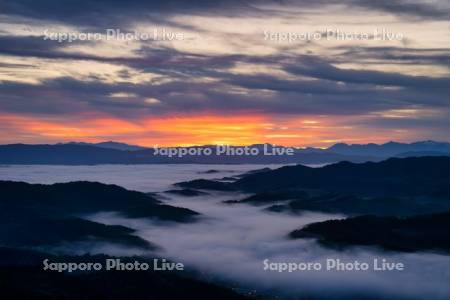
[0,248,249,300]
[264,193,450,216]
[0,181,199,249]
[0,216,154,249]
[0,181,199,221]
[179,156,450,216]
[290,212,450,253]
[233,156,450,196]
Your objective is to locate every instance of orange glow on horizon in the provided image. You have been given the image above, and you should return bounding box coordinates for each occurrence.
[0,112,422,148]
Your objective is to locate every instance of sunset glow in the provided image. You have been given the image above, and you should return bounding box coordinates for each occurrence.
[0,111,426,148]
[0,1,449,147]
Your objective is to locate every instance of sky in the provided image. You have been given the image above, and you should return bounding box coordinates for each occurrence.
[0,0,449,147]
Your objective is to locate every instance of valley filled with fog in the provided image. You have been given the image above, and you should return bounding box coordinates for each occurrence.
[1,164,449,299]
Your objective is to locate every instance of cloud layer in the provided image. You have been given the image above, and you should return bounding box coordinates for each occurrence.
[0,0,449,146]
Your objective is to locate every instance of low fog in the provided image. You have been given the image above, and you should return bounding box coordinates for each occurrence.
[2,164,450,299]
[92,192,450,299]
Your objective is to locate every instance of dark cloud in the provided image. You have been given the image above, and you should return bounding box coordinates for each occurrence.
[0,35,79,58]
[0,35,241,79]
[335,46,450,67]
[0,0,448,28]
[0,31,449,120]
[0,56,449,119]
[347,0,450,20]
[0,0,271,28]
[284,56,450,90]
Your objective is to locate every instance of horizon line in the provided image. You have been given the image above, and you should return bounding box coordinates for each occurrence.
[1,139,449,149]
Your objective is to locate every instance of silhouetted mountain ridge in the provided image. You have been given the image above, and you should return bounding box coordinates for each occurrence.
[233,156,450,196]
[178,156,450,217]
[63,141,149,151]
[290,212,450,252]
[2,140,449,164]
[328,140,450,157]
[0,181,199,250]
[0,248,249,300]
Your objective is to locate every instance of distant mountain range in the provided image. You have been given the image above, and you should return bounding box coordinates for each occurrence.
[328,140,450,157]
[61,141,149,151]
[0,140,449,165]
